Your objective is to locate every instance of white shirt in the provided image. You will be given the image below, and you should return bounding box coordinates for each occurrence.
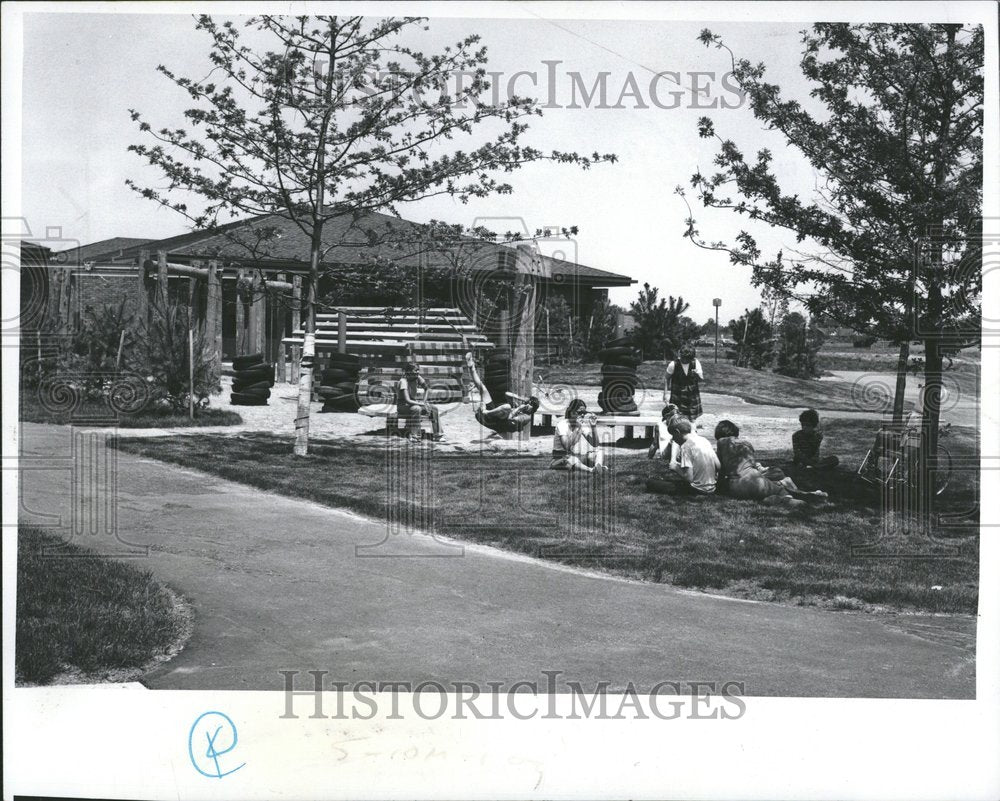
[670,432,720,492]
[553,418,596,457]
[666,359,704,379]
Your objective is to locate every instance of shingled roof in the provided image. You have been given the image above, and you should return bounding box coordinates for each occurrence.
[117,210,633,287]
[56,237,156,264]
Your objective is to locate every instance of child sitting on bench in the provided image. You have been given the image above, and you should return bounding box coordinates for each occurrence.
[465,352,539,435]
[396,362,443,441]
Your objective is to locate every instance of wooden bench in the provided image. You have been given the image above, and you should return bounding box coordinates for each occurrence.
[538,413,661,441]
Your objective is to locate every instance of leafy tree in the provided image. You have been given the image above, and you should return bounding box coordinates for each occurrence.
[680,23,983,488]
[775,311,826,378]
[729,307,773,369]
[629,283,691,359]
[128,14,614,454]
[673,315,702,353]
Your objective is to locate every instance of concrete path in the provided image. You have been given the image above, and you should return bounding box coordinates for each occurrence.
[18,423,976,698]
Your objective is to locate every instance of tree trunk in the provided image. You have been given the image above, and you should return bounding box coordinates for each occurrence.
[891,340,909,427]
[293,20,336,457]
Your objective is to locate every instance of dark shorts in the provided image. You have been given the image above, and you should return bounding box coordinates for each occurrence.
[646,476,714,496]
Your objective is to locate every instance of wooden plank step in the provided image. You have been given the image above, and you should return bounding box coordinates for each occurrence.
[287,330,488,342]
[327,306,466,314]
[283,335,490,347]
[363,367,464,379]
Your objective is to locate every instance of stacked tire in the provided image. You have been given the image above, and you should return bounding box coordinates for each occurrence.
[596,336,641,415]
[482,352,510,409]
[317,352,361,412]
[231,353,275,406]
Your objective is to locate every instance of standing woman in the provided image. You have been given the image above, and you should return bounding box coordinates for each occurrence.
[664,345,703,421]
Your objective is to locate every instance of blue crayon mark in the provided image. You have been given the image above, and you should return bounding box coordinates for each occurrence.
[188,711,246,779]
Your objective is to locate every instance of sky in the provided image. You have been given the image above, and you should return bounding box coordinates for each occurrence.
[11,7,932,324]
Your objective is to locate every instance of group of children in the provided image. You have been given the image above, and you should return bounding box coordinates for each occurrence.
[642,404,837,507]
[397,351,843,509]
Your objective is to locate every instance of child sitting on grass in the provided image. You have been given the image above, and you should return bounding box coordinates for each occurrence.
[648,403,686,461]
[792,408,839,469]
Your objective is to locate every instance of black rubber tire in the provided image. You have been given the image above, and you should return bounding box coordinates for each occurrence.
[602,354,642,369]
[598,346,641,361]
[604,386,636,405]
[234,363,272,381]
[232,379,271,393]
[320,398,359,413]
[322,379,357,394]
[317,386,354,399]
[238,386,271,400]
[321,367,358,383]
[230,391,268,406]
[601,363,638,376]
[604,336,637,349]
[233,353,263,369]
[602,378,640,392]
[326,353,361,368]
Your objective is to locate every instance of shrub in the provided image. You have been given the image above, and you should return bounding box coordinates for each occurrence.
[67,300,137,398]
[853,334,878,348]
[130,301,221,411]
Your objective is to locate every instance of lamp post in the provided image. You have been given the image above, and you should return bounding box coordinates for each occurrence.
[712,298,722,363]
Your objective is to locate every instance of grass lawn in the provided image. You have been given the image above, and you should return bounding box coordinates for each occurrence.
[16,526,189,685]
[20,396,242,428]
[540,360,866,410]
[114,418,979,615]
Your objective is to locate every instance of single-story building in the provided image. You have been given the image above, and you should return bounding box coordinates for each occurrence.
[42,209,635,360]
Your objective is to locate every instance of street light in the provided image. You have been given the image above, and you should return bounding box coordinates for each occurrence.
[712,298,722,363]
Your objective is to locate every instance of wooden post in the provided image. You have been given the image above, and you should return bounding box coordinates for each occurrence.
[115,330,126,371]
[338,311,347,353]
[291,275,302,383]
[511,245,540,443]
[248,272,265,357]
[205,260,222,378]
[235,267,247,354]
[156,250,169,310]
[137,249,153,326]
[188,328,195,420]
[59,265,74,333]
[275,272,287,383]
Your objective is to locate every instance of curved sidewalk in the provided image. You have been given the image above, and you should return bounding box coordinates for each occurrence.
[17,423,976,697]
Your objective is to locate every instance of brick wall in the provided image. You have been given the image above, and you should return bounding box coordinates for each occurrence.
[73,272,145,327]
